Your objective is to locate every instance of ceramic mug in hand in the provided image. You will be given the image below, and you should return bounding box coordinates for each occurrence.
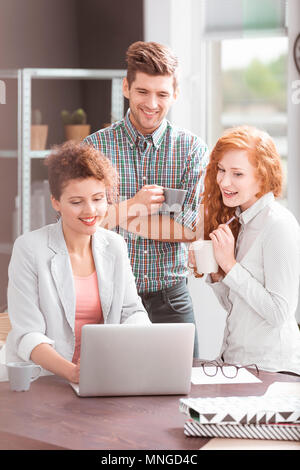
[191,240,218,274]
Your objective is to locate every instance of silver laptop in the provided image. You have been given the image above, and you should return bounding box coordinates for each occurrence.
[70,323,195,397]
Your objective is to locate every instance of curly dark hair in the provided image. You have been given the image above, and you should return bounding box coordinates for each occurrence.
[45,140,119,202]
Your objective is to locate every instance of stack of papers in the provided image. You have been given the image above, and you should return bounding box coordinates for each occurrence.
[191,366,261,385]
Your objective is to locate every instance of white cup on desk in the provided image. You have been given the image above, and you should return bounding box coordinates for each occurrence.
[191,240,218,274]
[6,362,42,392]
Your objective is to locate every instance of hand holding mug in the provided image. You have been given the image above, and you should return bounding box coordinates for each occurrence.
[209,224,236,274]
[131,185,165,215]
[188,247,203,278]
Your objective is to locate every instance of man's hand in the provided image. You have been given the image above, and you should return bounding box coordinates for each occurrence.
[100,185,164,230]
[130,185,165,216]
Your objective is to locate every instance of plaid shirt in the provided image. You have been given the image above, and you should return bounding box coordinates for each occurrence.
[85,110,208,293]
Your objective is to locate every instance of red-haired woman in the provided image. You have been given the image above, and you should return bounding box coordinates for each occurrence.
[5,141,150,383]
[190,126,300,374]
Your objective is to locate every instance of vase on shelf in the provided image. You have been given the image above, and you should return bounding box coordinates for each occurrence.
[31,125,48,150]
[31,109,48,150]
[63,124,91,142]
[61,108,91,143]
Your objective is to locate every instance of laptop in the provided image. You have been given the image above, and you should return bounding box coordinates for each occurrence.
[70,323,195,397]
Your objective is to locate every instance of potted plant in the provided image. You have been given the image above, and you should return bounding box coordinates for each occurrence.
[31,109,48,150]
[61,108,91,142]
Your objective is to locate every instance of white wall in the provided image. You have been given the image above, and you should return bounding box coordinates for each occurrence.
[287,0,300,322]
[144,0,207,136]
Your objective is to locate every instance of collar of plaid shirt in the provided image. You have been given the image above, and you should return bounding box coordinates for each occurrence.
[123,109,168,149]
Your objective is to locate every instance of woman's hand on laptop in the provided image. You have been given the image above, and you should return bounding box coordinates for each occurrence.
[30,343,81,383]
[70,359,80,383]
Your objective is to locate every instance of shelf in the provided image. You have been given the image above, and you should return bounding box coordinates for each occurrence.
[0,70,18,79]
[0,151,17,158]
[0,67,126,235]
[0,150,89,159]
[29,150,51,159]
[23,68,126,80]
[0,150,60,159]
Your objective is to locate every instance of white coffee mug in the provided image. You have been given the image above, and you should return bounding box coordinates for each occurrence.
[191,239,218,274]
[6,362,42,392]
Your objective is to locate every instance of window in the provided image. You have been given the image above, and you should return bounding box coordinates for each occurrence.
[208,36,288,203]
[221,36,288,202]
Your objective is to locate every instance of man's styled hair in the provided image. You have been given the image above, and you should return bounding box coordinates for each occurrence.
[126,41,179,90]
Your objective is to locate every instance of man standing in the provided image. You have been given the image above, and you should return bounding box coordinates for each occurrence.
[85,41,208,356]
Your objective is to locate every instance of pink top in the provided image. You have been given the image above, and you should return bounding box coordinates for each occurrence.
[72,271,103,364]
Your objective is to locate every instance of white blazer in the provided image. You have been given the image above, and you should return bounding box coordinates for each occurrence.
[5,220,150,367]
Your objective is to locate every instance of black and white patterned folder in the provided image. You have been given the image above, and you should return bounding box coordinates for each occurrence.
[183,419,300,441]
[179,395,300,425]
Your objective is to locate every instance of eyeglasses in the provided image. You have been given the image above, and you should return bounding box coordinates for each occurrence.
[199,360,259,379]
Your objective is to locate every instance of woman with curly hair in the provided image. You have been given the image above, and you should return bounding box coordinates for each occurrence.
[191,125,300,374]
[5,141,150,383]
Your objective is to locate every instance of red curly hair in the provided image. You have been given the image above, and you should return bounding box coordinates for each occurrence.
[202,126,283,240]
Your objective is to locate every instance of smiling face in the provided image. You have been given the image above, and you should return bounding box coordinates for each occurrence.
[123,71,177,135]
[51,177,108,238]
[216,149,261,212]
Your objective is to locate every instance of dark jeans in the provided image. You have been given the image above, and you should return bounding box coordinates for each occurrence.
[139,279,199,358]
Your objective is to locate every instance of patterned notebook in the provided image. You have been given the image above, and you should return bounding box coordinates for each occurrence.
[184,419,300,441]
[179,395,300,425]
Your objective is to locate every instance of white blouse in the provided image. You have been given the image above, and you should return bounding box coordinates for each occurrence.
[207,192,300,374]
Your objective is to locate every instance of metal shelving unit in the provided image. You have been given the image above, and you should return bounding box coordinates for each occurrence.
[0,68,126,240]
[0,70,20,254]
